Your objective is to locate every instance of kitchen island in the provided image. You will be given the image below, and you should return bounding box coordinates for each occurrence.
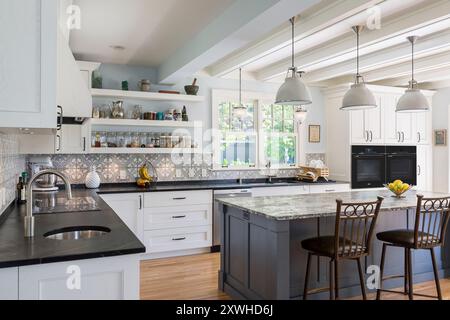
[216,190,450,300]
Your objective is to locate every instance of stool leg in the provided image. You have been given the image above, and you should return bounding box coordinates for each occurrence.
[303,252,312,300]
[376,243,387,300]
[407,248,413,300]
[329,259,334,300]
[430,248,442,300]
[356,258,367,300]
[404,248,409,295]
[334,258,339,300]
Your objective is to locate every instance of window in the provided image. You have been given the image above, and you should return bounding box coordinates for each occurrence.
[212,90,299,170]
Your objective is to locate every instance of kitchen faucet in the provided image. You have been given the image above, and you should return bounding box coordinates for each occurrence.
[24,169,73,237]
[266,160,277,183]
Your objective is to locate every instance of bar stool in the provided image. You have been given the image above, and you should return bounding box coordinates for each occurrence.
[376,194,450,300]
[302,196,384,300]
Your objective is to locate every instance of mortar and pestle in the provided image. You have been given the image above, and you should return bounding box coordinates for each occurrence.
[184,78,199,95]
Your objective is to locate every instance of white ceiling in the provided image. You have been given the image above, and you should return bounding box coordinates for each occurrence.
[70,0,234,66]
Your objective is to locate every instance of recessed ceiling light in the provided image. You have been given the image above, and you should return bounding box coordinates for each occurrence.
[109,45,125,51]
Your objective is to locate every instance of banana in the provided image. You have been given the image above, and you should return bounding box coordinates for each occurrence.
[139,164,152,180]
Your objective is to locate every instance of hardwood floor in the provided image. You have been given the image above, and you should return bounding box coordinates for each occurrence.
[140,252,450,300]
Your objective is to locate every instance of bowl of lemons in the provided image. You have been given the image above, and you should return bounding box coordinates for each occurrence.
[384,180,411,198]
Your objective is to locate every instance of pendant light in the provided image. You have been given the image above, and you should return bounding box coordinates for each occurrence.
[294,106,308,124]
[275,17,312,105]
[341,26,377,111]
[233,67,247,118]
[396,36,429,113]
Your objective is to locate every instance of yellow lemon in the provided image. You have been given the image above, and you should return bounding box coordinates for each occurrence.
[393,179,403,186]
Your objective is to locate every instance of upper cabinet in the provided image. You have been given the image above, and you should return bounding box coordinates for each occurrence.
[0,0,58,128]
[0,0,92,129]
[349,87,433,146]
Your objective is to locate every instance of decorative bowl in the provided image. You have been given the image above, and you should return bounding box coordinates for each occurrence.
[383,183,412,198]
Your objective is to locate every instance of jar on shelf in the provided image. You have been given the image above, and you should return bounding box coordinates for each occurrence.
[183,135,192,148]
[124,132,132,148]
[99,131,108,148]
[92,132,99,148]
[139,132,147,148]
[160,134,167,148]
[107,132,117,148]
[154,134,161,148]
[172,135,180,148]
[100,105,111,119]
[131,132,140,148]
[166,133,173,148]
[146,133,154,148]
[116,132,126,148]
[92,106,100,119]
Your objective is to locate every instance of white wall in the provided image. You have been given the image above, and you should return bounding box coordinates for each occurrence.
[432,88,450,193]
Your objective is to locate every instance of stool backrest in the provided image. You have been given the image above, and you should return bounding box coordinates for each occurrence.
[335,196,384,258]
[414,195,450,249]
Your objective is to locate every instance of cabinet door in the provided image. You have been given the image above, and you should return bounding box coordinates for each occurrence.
[383,94,400,144]
[350,110,367,144]
[396,112,415,144]
[58,124,86,154]
[365,94,383,144]
[416,145,432,191]
[0,0,57,128]
[100,193,144,242]
[0,267,18,300]
[415,104,432,145]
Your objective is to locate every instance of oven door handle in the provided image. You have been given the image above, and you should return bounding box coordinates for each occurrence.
[418,165,421,176]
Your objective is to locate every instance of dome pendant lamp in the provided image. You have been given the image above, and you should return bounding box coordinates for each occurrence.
[275,17,312,105]
[341,26,377,111]
[233,68,247,118]
[396,36,429,113]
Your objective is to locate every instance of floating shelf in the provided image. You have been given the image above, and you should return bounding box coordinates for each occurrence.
[91,88,205,103]
[87,118,202,128]
[90,147,204,154]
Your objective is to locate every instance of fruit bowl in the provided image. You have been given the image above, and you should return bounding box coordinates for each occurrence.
[384,180,412,198]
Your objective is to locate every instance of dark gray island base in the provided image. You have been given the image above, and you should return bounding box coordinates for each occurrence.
[217,190,450,300]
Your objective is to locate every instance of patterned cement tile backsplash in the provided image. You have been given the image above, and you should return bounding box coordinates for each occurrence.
[27,153,325,185]
[0,134,26,215]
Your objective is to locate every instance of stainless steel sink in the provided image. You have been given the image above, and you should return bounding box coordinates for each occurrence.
[44,226,111,240]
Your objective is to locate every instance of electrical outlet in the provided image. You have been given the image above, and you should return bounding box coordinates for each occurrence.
[175,169,182,178]
[119,170,127,180]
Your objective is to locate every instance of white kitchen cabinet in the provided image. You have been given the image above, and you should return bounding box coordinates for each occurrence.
[251,185,310,197]
[350,110,367,144]
[417,145,432,191]
[100,193,144,242]
[365,94,384,144]
[18,255,140,300]
[0,0,57,129]
[0,267,18,300]
[144,204,212,230]
[396,110,415,145]
[415,99,432,145]
[309,183,350,194]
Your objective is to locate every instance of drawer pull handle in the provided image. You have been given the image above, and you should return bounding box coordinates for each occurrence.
[172,237,186,241]
[173,197,187,200]
[325,190,335,192]
[172,215,186,219]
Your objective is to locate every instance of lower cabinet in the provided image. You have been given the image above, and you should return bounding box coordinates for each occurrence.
[309,183,350,194]
[416,145,432,191]
[251,185,310,197]
[0,267,18,300]
[0,255,140,300]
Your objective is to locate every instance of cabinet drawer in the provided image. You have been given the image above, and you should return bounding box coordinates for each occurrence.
[144,204,212,230]
[309,184,350,194]
[144,190,212,208]
[143,226,212,253]
[252,185,310,197]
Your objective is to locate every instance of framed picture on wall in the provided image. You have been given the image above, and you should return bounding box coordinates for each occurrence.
[308,125,320,143]
[434,129,447,146]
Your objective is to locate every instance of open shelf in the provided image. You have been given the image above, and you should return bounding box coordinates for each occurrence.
[91,88,204,103]
[90,147,204,154]
[87,118,202,128]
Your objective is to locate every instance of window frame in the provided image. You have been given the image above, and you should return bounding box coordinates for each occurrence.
[212,90,300,171]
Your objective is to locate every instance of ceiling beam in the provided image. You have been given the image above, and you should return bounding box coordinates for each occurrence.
[374,66,450,87]
[156,0,320,84]
[305,27,450,82]
[256,0,450,81]
[205,0,383,78]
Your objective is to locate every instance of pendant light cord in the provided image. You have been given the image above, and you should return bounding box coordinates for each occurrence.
[356,27,360,76]
[411,39,415,83]
[239,67,242,105]
[290,17,295,68]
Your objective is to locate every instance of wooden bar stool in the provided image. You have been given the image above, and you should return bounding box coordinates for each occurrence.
[376,195,450,300]
[302,196,384,300]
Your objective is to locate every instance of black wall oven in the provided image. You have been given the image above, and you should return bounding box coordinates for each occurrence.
[352,146,386,189]
[386,146,417,186]
[351,145,417,189]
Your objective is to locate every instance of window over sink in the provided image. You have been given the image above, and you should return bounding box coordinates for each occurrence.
[212,90,299,170]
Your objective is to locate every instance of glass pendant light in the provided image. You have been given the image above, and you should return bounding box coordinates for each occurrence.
[341,26,377,111]
[396,36,429,113]
[233,67,247,118]
[294,106,308,124]
[275,17,312,105]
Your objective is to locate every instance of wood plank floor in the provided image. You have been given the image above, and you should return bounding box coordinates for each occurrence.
[140,252,450,300]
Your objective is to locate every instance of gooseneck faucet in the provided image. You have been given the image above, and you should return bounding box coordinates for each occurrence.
[24,169,73,238]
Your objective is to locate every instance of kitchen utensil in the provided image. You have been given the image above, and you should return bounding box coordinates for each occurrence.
[184,78,199,95]
[111,101,125,119]
[139,79,151,92]
[28,156,59,192]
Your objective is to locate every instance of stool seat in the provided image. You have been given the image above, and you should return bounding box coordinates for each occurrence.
[301,236,365,258]
[376,229,439,248]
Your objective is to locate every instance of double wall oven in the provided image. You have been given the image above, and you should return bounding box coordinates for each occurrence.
[352,145,416,189]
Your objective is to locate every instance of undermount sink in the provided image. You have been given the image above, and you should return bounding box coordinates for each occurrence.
[44,226,111,240]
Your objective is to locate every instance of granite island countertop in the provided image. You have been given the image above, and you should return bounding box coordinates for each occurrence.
[215,189,450,221]
[0,189,145,268]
